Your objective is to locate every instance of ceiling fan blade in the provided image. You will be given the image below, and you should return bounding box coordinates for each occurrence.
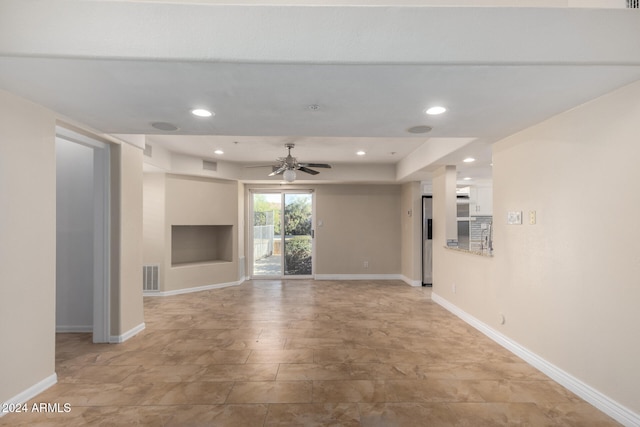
[244,164,276,168]
[269,165,287,176]
[298,163,332,169]
[297,166,320,175]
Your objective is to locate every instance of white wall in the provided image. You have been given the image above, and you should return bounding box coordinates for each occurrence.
[55,138,94,332]
[433,80,640,421]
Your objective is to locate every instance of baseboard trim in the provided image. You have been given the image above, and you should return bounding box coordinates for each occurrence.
[238,257,246,281]
[109,322,145,344]
[143,279,245,297]
[431,292,640,427]
[315,274,403,281]
[314,274,420,287]
[55,325,92,333]
[1,373,57,418]
[401,275,422,287]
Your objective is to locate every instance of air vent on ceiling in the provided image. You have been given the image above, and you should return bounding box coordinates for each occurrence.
[628,0,639,8]
[143,265,159,291]
[143,144,153,157]
[203,160,218,171]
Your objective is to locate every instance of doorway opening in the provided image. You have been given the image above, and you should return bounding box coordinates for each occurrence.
[55,128,110,343]
[250,191,314,278]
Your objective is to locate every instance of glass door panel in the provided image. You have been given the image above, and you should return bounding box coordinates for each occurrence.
[284,193,313,276]
[252,193,282,276]
[251,191,314,278]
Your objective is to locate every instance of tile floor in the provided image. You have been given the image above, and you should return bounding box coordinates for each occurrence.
[1,280,619,426]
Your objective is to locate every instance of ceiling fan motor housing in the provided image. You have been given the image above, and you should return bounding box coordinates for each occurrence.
[266,143,331,178]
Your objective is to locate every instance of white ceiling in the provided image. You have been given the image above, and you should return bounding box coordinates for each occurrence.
[1,1,639,183]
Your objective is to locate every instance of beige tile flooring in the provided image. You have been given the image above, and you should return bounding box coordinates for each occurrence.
[1,280,619,426]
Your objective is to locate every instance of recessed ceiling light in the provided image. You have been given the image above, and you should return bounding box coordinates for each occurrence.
[463,177,472,181]
[425,106,447,115]
[191,108,213,117]
[214,149,224,155]
[463,157,476,163]
[151,122,179,131]
[356,150,366,156]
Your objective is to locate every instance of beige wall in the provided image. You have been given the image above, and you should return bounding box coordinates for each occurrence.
[143,173,166,287]
[243,183,402,276]
[315,184,401,275]
[113,143,145,336]
[0,89,145,402]
[143,174,239,291]
[400,182,422,283]
[433,80,640,414]
[237,182,246,279]
[0,90,57,403]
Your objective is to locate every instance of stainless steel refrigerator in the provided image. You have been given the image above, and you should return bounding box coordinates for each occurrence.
[457,197,470,250]
[422,196,433,286]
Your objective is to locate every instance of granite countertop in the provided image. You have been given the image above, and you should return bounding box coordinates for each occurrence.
[444,246,494,257]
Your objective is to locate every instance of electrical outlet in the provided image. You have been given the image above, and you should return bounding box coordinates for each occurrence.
[363,261,369,269]
[529,210,536,225]
[452,283,456,294]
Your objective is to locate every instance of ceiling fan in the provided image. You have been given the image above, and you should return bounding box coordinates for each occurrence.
[251,143,332,182]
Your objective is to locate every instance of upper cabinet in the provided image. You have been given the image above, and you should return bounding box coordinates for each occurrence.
[470,185,493,216]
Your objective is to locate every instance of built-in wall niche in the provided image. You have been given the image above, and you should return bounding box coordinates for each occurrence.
[171,225,233,266]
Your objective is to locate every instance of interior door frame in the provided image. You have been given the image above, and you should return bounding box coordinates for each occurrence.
[56,126,111,343]
[249,189,315,279]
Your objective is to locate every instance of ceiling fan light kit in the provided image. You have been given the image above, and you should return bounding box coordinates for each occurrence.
[283,169,296,182]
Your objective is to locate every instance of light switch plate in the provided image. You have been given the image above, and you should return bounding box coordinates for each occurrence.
[507,211,522,225]
[529,210,536,225]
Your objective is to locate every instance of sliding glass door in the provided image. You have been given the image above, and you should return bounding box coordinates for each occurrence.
[251,191,313,278]
[283,193,313,275]
[252,193,282,276]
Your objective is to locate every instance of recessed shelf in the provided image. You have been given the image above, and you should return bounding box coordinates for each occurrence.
[171,225,233,266]
[171,260,232,268]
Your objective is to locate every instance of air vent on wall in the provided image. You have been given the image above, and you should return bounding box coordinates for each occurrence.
[203,160,217,171]
[628,0,639,8]
[143,144,153,157]
[143,265,159,291]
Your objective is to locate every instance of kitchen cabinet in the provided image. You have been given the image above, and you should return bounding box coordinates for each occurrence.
[470,185,493,216]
